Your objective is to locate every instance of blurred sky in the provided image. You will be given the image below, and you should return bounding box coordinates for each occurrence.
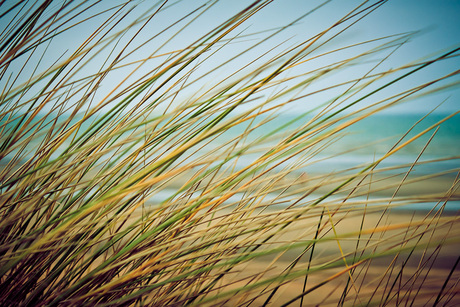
[1,0,459,115]
[214,0,460,114]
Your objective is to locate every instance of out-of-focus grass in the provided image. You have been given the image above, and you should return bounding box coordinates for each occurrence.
[0,1,459,306]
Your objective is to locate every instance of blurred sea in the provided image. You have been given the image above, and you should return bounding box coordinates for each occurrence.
[1,112,459,211]
[217,112,460,175]
[2,112,458,163]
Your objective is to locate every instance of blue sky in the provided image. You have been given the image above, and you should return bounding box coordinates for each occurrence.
[244,0,460,114]
[1,0,459,115]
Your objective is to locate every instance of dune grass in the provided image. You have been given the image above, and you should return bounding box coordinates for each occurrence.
[1,1,459,306]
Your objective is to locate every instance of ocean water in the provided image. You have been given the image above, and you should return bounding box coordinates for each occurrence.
[2,112,458,160]
[213,112,460,175]
[1,112,459,211]
[314,113,460,174]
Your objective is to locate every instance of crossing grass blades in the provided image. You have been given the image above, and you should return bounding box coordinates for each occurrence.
[1,1,459,306]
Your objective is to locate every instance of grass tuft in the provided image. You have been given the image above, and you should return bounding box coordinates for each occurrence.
[1,1,459,306]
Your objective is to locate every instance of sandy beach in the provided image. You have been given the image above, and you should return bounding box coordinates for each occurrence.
[2,162,458,306]
[166,169,459,306]
[212,208,460,306]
